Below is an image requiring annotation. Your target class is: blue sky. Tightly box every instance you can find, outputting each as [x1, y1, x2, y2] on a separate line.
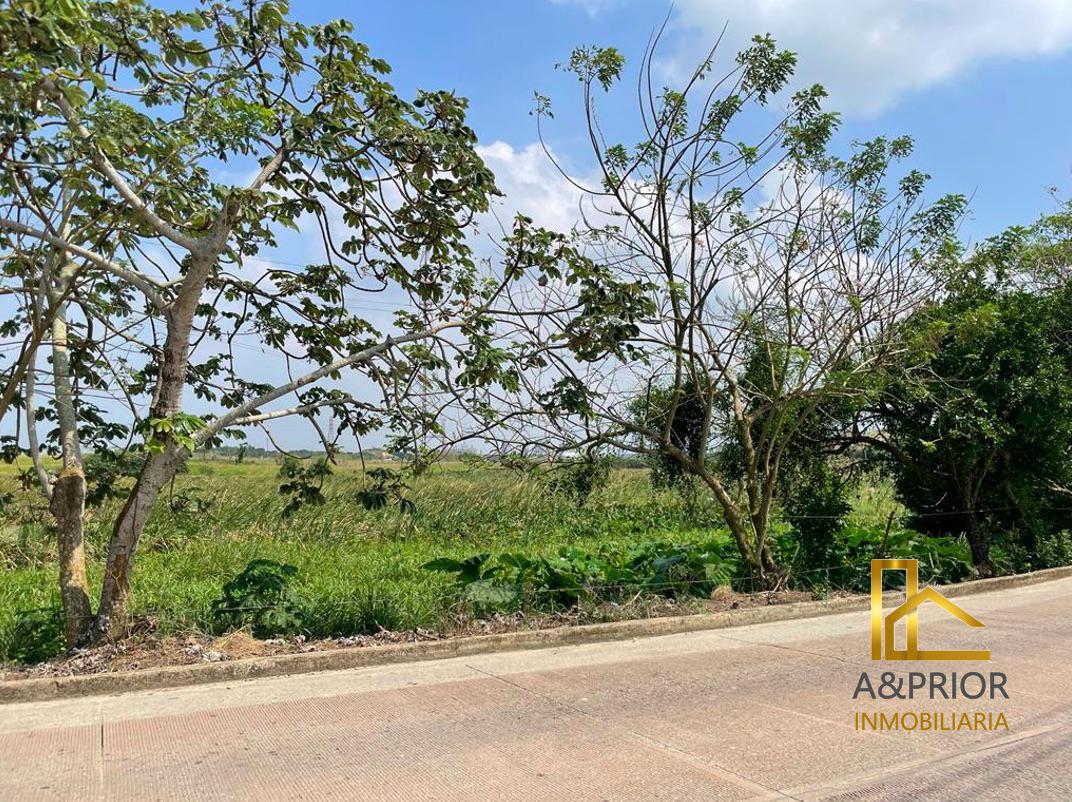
[230, 1, 1072, 449]
[290, 0, 1072, 244]
[14, 2, 1070, 454]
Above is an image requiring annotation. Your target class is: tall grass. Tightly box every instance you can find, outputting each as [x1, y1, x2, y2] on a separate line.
[1, 458, 752, 658]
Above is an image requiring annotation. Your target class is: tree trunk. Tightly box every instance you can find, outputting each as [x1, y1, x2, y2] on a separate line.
[49, 281, 93, 647]
[720, 503, 782, 590]
[758, 538, 780, 587]
[1001, 468, 1036, 554]
[754, 470, 782, 590]
[691, 456, 786, 589]
[717, 500, 764, 580]
[751, 517, 782, 591]
[91, 254, 212, 641]
[92, 449, 186, 637]
[965, 510, 993, 578]
[50, 468, 92, 647]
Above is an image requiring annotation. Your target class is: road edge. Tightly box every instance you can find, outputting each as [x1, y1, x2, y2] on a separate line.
[3, 564, 1070, 704]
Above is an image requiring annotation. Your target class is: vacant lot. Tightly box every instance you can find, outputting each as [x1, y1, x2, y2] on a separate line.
[1, 457, 936, 664]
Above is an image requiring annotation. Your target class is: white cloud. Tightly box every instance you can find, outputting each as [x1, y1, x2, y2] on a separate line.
[554, 0, 1072, 116]
[476, 141, 592, 235]
[547, 0, 618, 18]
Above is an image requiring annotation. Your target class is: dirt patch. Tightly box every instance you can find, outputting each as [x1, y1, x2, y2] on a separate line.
[707, 585, 817, 611]
[0, 588, 846, 682]
[0, 627, 445, 682]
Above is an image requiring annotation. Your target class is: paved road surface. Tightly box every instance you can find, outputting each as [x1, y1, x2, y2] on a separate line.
[2, 577, 1070, 801]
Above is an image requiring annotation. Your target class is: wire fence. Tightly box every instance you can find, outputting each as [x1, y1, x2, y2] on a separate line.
[783, 504, 1072, 519]
[210, 553, 965, 617]
[6, 493, 1061, 651]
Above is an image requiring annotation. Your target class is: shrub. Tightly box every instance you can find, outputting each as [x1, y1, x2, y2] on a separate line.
[784, 465, 853, 577]
[1035, 529, 1072, 570]
[277, 457, 332, 518]
[211, 559, 307, 637]
[999, 528, 1072, 573]
[83, 450, 145, 507]
[1, 607, 65, 664]
[543, 455, 612, 508]
[789, 524, 974, 591]
[424, 538, 740, 614]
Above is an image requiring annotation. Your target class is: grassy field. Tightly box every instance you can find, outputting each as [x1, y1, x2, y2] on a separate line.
[0, 457, 908, 662]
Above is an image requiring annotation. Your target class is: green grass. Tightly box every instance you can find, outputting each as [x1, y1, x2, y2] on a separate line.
[4, 458, 789, 659]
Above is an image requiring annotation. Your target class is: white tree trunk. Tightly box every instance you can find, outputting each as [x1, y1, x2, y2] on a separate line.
[49, 281, 92, 646]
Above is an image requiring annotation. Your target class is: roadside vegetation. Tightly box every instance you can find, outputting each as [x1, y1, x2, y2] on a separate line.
[0, 457, 1014, 664]
[2, 0, 1072, 670]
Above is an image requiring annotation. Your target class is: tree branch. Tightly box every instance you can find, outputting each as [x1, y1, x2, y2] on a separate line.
[43, 77, 202, 252]
[196, 321, 463, 444]
[0, 217, 170, 310]
[229, 396, 359, 426]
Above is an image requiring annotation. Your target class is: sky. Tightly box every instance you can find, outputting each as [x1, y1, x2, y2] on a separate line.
[238, 0, 1072, 449]
[209, 1, 1072, 450]
[304, 0, 1072, 244]
[11, 1, 1072, 454]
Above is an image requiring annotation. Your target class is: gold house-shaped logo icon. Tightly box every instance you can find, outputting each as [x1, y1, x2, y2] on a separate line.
[871, 559, 989, 661]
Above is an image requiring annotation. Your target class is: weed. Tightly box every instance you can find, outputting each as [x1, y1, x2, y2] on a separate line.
[425, 537, 740, 614]
[0, 458, 980, 663]
[211, 559, 307, 637]
[0, 607, 65, 664]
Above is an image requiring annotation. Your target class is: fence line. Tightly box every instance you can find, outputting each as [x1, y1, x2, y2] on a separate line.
[211, 553, 964, 614]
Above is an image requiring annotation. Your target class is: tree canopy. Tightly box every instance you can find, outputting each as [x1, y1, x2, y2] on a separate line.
[0, 0, 518, 642]
[860, 207, 1072, 573]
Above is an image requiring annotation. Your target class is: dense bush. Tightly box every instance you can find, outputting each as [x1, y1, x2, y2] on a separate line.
[784, 524, 974, 592]
[425, 537, 741, 614]
[211, 560, 307, 638]
[783, 464, 853, 577]
[868, 251, 1072, 573]
[993, 528, 1072, 575]
[426, 520, 977, 617]
[543, 456, 613, 508]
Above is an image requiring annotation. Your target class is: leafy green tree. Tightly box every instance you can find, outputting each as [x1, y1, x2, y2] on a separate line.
[723, 337, 858, 577]
[859, 209, 1072, 574]
[637, 338, 858, 579]
[0, 0, 520, 644]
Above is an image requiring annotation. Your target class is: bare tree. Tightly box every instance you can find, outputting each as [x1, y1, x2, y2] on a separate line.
[474, 29, 965, 587]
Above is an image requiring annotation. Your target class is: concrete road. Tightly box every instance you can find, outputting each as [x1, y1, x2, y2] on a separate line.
[2, 577, 1070, 801]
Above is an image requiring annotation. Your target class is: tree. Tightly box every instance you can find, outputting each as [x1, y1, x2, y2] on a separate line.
[858, 210, 1072, 574]
[715, 338, 858, 579]
[480, 29, 964, 587]
[0, 0, 511, 643]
